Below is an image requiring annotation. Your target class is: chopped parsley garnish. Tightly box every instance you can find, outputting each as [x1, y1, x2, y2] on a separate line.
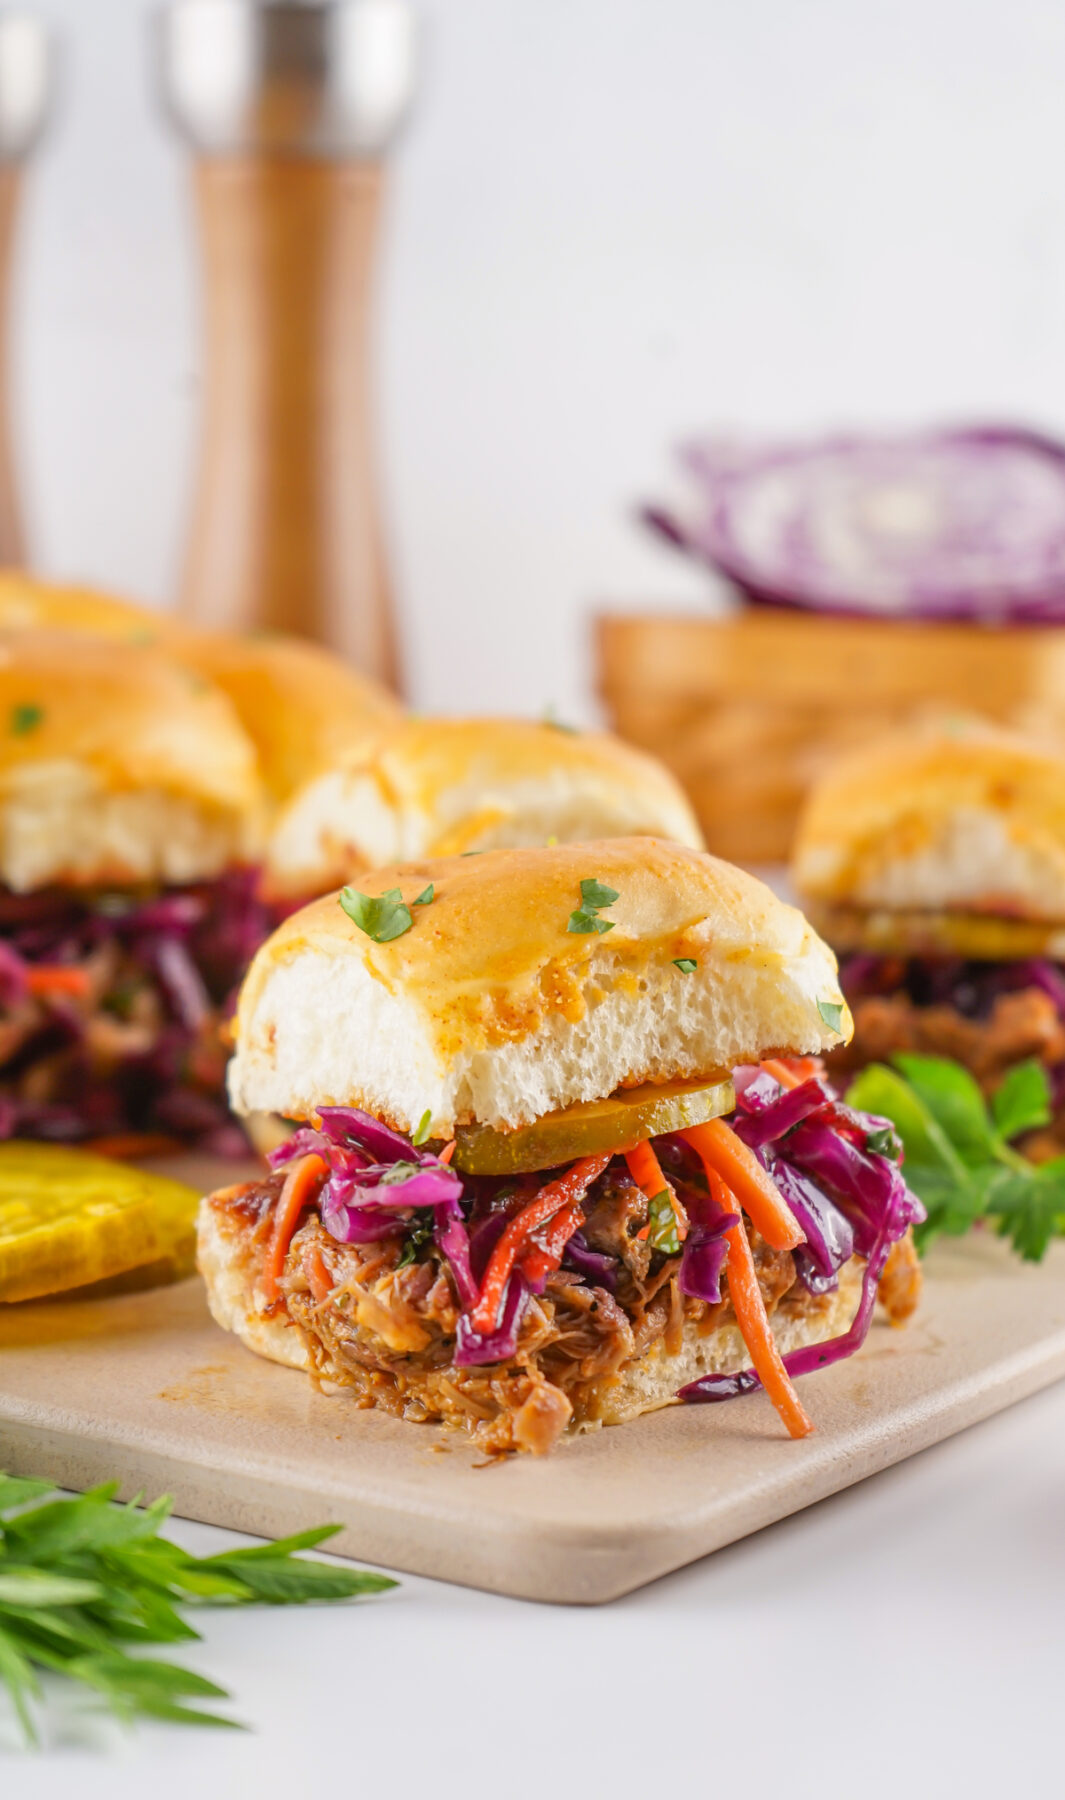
[817, 998, 845, 1033]
[411, 1109, 433, 1147]
[673, 958, 697, 974]
[412, 884, 434, 906]
[542, 705, 578, 734]
[645, 1189, 681, 1257]
[396, 1216, 435, 1270]
[848, 1053, 1064, 1261]
[567, 877, 620, 936]
[10, 702, 42, 736]
[376, 1160, 424, 1187]
[339, 886, 414, 943]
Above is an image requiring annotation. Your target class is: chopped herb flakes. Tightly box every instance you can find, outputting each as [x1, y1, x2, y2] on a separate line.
[673, 958, 697, 974]
[339, 886, 413, 943]
[10, 702, 42, 736]
[817, 998, 845, 1033]
[411, 1109, 433, 1147]
[567, 877, 620, 936]
[412, 884, 434, 906]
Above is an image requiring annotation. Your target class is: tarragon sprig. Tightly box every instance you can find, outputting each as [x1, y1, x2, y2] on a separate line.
[0, 1475, 395, 1743]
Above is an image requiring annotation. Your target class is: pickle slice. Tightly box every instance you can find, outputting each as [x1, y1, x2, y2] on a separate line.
[0, 1143, 200, 1303]
[453, 1074, 735, 1176]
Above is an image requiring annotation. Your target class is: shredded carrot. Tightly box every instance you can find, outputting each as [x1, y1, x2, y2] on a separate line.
[705, 1164, 813, 1439]
[261, 1153, 328, 1305]
[760, 1057, 805, 1091]
[83, 1132, 182, 1161]
[470, 1153, 611, 1333]
[681, 1118, 804, 1252]
[625, 1139, 688, 1243]
[26, 965, 91, 999]
[305, 1244, 334, 1303]
[519, 1198, 585, 1288]
[438, 1140, 456, 1165]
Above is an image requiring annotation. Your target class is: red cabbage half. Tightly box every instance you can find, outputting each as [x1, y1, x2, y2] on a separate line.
[644, 425, 1065, 622]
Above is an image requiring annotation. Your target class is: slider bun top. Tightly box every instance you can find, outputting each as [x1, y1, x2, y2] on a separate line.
[177, 631, 401, 807]
[0, 632, 263, 890]
[230, 837, 848, 1135]
[792, 718, 1065, 927]
[0, 571, 175, 644]
[265, 715, 704, 896]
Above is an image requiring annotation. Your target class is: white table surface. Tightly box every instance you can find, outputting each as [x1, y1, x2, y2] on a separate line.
[9, 1376, 1065, 1797]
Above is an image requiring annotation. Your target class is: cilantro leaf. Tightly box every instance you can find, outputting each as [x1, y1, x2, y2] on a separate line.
[817, 998, 844, 1033]
[567, 909, 615, 935]
[991, 1059, 1052, 1142]
[339, 886, 413, 944]
[673, 958, 698, 974]
[579, 878, 620, 911]
[411, 1109, 432, 1147]
[396, 1215, 435, 1270]
[893, 1053, 996, 1167]
[412, 884, 434, 906]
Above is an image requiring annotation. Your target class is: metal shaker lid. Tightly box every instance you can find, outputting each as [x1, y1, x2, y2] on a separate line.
[0, 11, 53, 160]
[156, 0, 417, 157]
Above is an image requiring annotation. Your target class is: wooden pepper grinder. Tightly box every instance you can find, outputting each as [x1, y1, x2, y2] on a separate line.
[157, 0, 416, 687]
[0, 12, 52, 566]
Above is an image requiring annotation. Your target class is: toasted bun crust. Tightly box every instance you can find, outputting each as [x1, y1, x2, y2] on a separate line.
[178, 631, 401, 808]
[196, 1200, 863, 1425]
[229, 838, 849, 1133]
[0, 632, 263, 889]
[0, 572, 176, 644]
[792, 719, 1065, 928]
[265, 715, 704, 896]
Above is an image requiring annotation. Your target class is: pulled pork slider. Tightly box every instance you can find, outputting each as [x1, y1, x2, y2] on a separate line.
[792, 719, 1065, 1143]
[265, 715, 704, 901]
[0, 632, 268, 1151]
[201, 838, 922, 1454]
[177, 630, 401, 812]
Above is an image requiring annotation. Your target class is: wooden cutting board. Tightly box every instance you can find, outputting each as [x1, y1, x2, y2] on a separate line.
[2, 1216, 1064, 1603]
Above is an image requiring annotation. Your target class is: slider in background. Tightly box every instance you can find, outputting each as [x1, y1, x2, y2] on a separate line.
[264, 714, 704, 903]
[0, 630, 267, 1152]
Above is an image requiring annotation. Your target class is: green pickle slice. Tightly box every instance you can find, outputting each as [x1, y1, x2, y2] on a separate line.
[452, 1074, 735, 1176]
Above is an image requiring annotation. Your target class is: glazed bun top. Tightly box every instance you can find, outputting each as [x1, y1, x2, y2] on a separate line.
[230, 837, 848, 1135]
[265, 714, 705, 897]
[177, 631, 401, 808]
[0, 632, 263, 890]
[0, 571, 174, 644]
[792, 718, 1065, 930]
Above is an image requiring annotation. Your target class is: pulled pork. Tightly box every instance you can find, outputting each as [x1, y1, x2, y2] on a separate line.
[207, 1166, 906, 1456]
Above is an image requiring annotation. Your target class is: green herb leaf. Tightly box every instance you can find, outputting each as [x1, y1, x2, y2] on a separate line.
[893, 1053, 996, 1167]
[411, 1109, 432, 1147]
[339, 886, 413, 944]
[579, 878, 620, 911]
[673, 958, 697, 975]
[396, 1215, 435, 1270]
[10, 702, 42, 736]
[412, 884, 434, 906]
[0, 1477, 395, 1743]
[817, 998, 845, 1033]
[991, 1059, 1052, 1142]
[542, 706, 578, 734]
[863, 1123, 902, 1161]
[644, 1190, 681, 1257]
[567, 909, 614, 935]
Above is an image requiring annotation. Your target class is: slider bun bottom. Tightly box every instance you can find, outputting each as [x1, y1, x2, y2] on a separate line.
[197, 1206, 863, 1432]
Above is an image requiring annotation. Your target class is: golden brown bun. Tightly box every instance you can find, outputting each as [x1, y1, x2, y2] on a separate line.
[230, 837, 849, 1133]
[265, 714, 705, 896]
[0, 631, 263, 889]
[196, 1198, 863, 1428]
[0, 571, 175, 644]
[792, 718, 1065, 934]
[177, 631, 401, 808]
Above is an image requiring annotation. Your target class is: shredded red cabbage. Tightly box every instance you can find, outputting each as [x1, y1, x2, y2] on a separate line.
[644, 425, 1065, 622]
[563, 1229, 619, 1292]
[841, 952, 1065, 1023]
[678, 1185, 738, 1305]
[453, 1272, 529, 1367]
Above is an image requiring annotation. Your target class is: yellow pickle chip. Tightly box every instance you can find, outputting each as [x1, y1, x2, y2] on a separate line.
[0, 1143, 200, 1303]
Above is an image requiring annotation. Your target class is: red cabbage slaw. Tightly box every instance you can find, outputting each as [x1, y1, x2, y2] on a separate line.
[0, 870, 269, 1150]
[270, 1073, 924, 1390]
[839, 952, 1065, 1021]
[643, 425, 1065, 622]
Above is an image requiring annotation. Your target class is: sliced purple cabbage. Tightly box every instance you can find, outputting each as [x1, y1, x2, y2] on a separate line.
[319, 1200, 405, 1246]
[645, 425, 1065, 623]
[453, 1272, 529, 1367]
[434, 1198, 479, 1310]
[841, 952, 1065, 1025]
[678, 1187, 738, 1305]
[562, 1230, 618, 1292]
[770, 1158, 854, 1292]
[315, 1106, 416, 1164]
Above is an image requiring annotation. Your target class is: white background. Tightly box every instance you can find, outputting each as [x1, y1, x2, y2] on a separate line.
[16, 0, 1065, 720]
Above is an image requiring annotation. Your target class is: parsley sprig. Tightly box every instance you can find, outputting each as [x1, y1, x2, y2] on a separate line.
[847, 1053, 1065, 1261]
[340, 882, 433, 944]
[567, 877, 619, 936]
[0, 1476, 394, 1743]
